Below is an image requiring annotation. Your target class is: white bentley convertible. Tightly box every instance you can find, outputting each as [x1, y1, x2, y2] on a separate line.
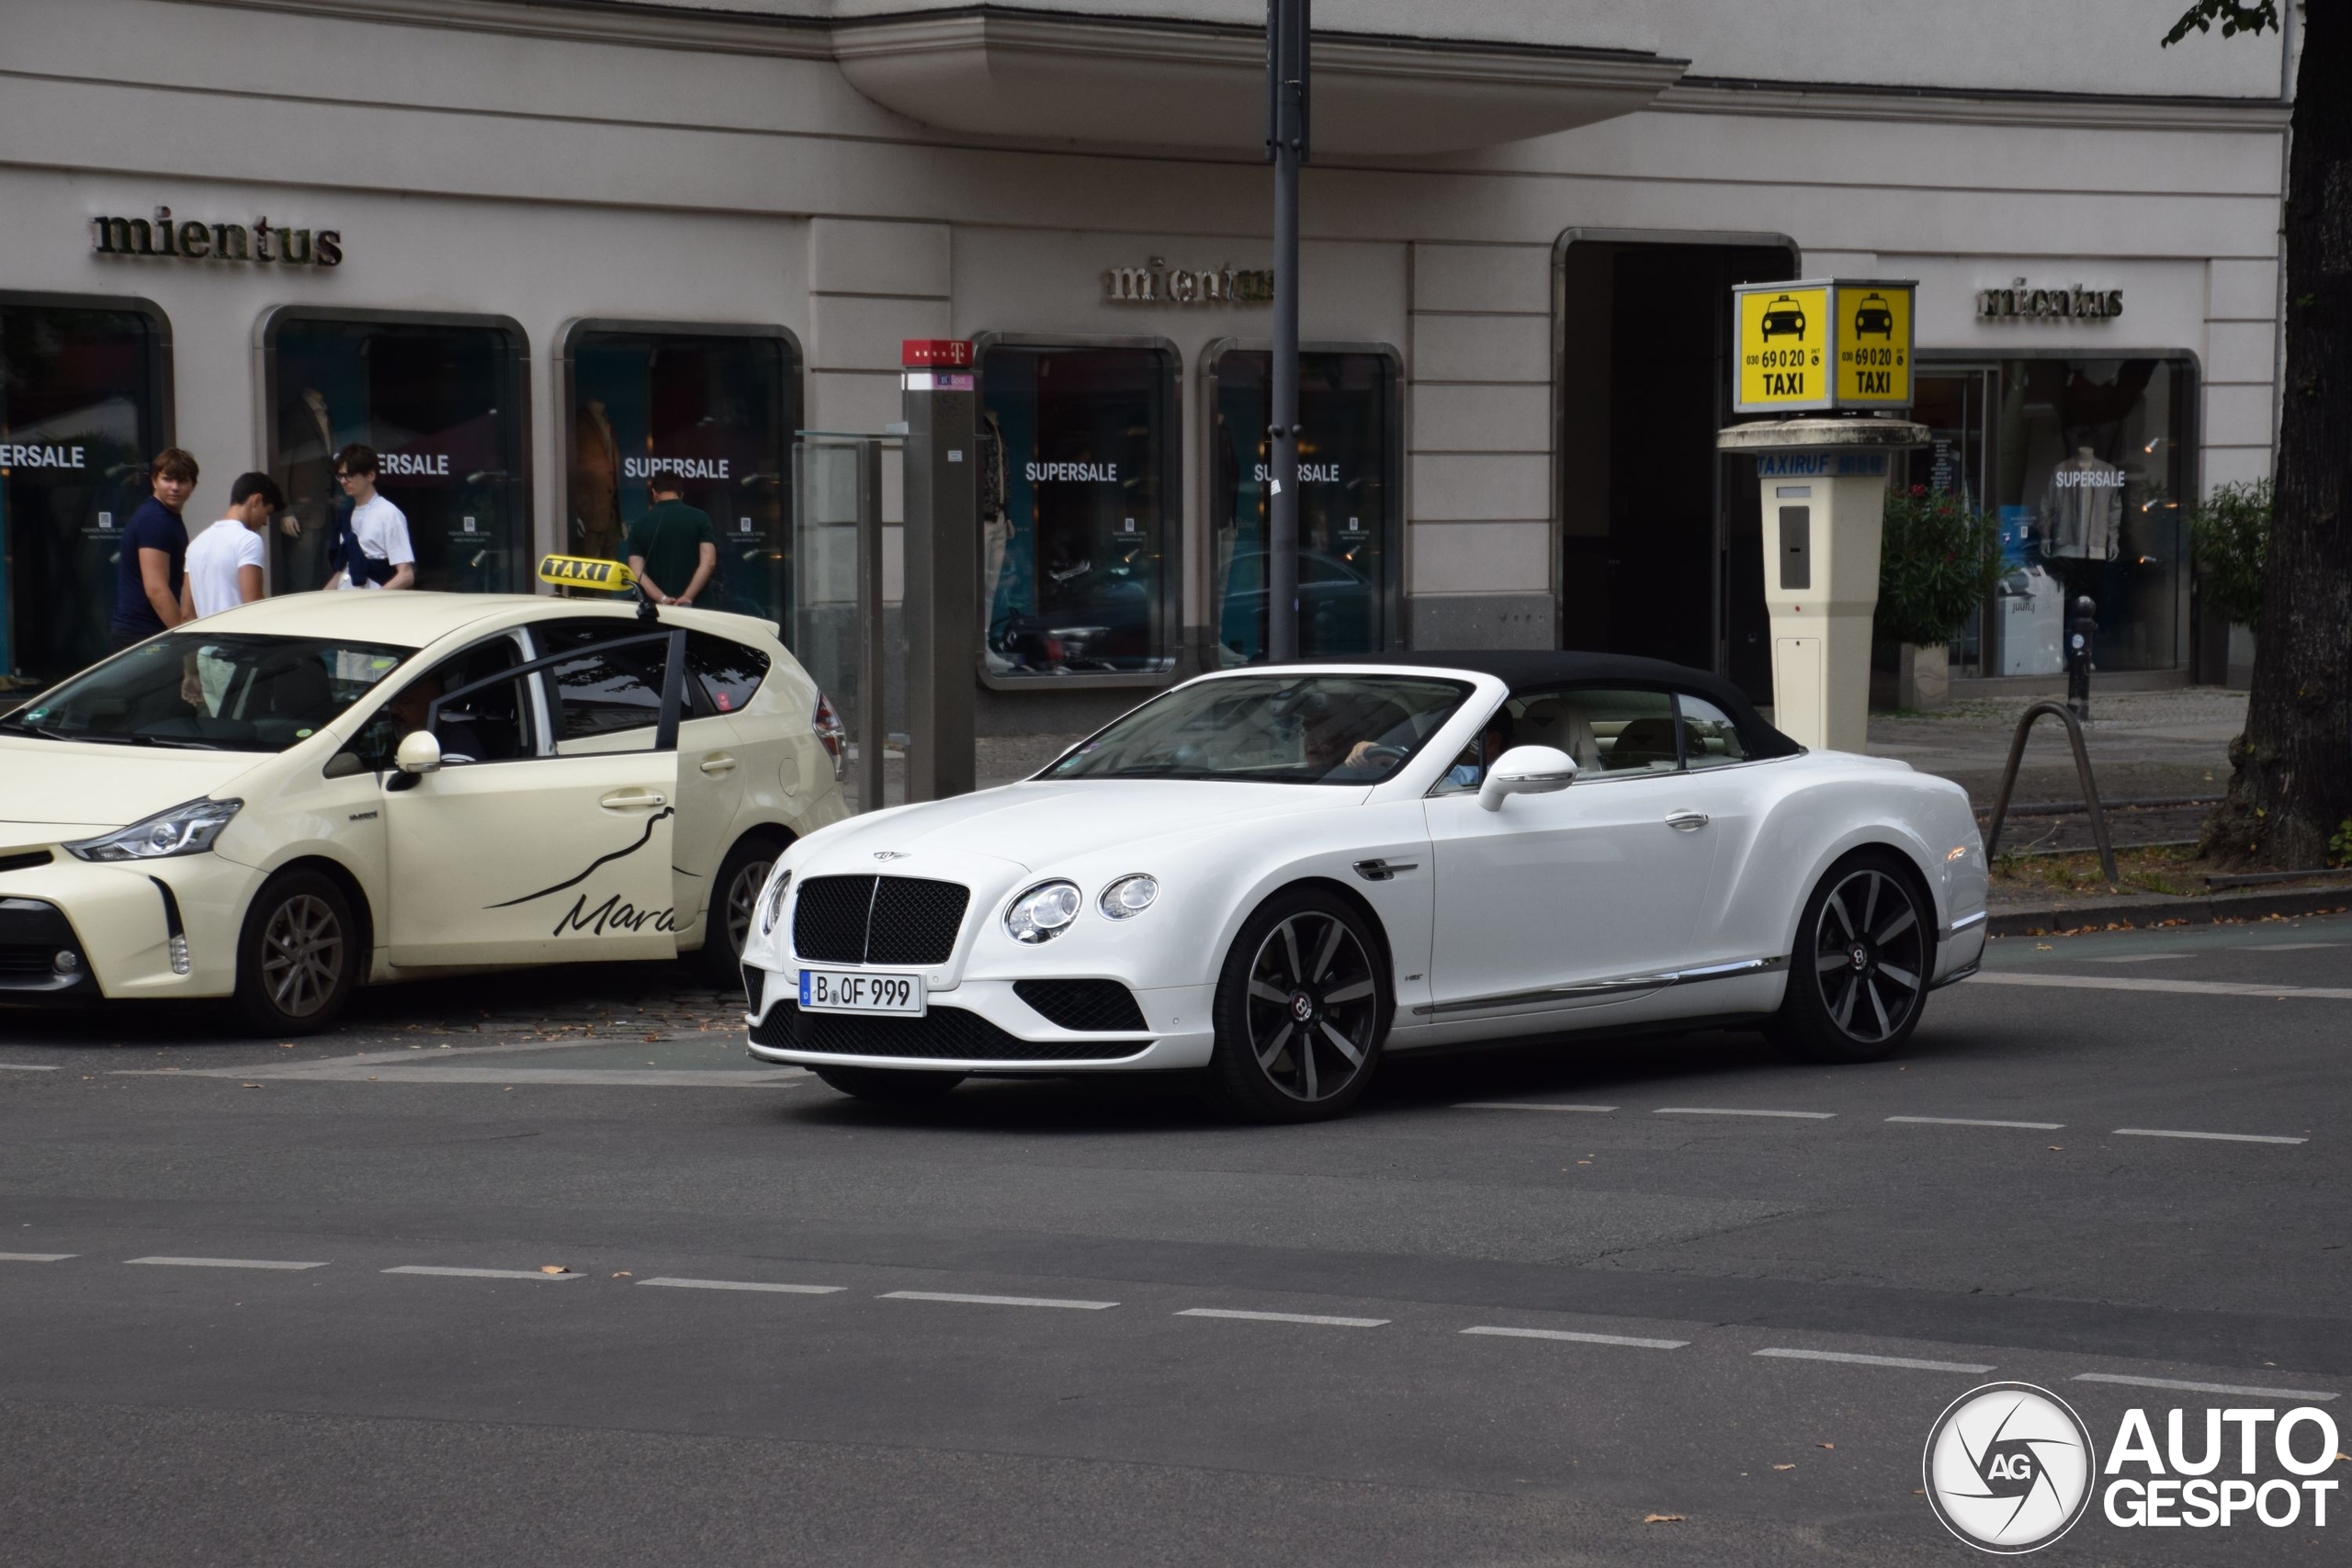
[741, 653, 1989, 1122]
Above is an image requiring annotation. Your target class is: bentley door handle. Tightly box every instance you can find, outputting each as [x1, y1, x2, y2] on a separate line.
[598, 788, 668, 810]
[1664, 810, 1710, 831]
[699, 754, 739, 775]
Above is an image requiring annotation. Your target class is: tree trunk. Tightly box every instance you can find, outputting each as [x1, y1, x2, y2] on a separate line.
[2204, 6, 2352, 868]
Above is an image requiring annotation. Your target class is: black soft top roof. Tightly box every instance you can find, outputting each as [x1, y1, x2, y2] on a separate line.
[1284, 649, 1804, 759]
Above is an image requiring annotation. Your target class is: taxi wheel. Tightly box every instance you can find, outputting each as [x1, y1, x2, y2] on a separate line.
[232, 870, 359, 1036]
[694, 831, 786, 985]
[812, 1066, 965, 1104]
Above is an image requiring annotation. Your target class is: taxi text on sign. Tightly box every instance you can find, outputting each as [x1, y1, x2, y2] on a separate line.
[1733, 279, 1915, 414]
[537, 554, 639, 592]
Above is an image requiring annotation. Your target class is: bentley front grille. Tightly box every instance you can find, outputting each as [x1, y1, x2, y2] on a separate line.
[790, 874, 971, 967]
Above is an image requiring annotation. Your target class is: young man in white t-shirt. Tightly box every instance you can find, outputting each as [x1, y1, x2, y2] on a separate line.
[327, 443, 416, 590]
[185, 472, 283, 617]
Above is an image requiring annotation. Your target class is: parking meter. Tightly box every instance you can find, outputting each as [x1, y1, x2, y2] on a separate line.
[901, 339, 979, 801]
[2066, 594, 2096, 719]
[1716, 418, 1927, 753]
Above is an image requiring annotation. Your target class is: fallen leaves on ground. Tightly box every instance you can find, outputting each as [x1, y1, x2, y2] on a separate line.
[538, 1265, 570, 1275]
[1642, 1514, 1685, 1524]
[1818, 1442, 1835, 1450]
[1772, 1463, 1796, 1472]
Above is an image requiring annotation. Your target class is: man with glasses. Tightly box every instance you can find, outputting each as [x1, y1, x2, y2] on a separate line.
[325, 444, 414, 591]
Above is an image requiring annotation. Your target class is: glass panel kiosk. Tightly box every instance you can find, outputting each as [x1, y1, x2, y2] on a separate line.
[563, 323, 800, 624]
[976, 337, 1179, 682]
[0, 294, 172, 688]
[264, 310, 528, 595]
[1206, 344, 1401, 664]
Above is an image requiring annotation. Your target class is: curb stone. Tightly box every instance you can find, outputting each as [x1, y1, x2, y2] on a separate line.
[1985, 887, 2352, 938]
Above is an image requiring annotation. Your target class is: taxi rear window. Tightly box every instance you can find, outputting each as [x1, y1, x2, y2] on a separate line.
[688, 633, 769, 716]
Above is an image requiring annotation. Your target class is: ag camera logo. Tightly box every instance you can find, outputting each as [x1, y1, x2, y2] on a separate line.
[1923, 1382, 2097, 1553]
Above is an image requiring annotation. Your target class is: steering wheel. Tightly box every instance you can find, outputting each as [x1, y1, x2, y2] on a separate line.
[1355, 743, 1410, 773]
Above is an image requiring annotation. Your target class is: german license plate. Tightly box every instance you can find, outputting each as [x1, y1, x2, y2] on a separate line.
[797, 968, 925, 1016]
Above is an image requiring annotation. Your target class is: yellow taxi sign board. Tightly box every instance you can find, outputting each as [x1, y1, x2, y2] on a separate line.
[1835, 285, 1911, 406]
[1733, 278, 1915, 415]
[538, 554, 637, 592]
[1736, 286, 1829, 412]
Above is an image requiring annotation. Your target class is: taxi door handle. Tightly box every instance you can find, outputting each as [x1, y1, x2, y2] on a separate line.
[699, 753, 739, 776]
[1665, 810, 1709, 831]
[599, 788, 668, 811]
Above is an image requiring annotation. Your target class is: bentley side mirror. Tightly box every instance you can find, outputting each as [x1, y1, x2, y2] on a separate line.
[1478, 745, 1577, 812]
[394, 731, 444, 776]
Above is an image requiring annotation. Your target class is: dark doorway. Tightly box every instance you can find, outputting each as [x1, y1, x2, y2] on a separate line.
[1556, 237, 1794, 699]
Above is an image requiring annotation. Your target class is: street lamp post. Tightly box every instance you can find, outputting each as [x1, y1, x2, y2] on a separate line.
[1265, 0, 1309, 662]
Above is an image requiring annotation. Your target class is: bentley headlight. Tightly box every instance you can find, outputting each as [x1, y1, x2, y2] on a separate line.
[1005, 880, 1082, 944]
[65, 798, 243, 863]
[759, 869, 794, 936]
[1099, 874, 1159, 919]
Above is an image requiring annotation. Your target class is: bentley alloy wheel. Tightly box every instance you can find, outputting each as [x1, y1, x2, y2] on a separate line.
[1210, 890, 1388, 1122]
[1773, 851, 1931, 1064]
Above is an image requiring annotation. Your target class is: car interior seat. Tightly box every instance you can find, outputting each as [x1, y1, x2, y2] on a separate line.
[1606, 715, 1680, 771]
[1513, 695, 1600, 771]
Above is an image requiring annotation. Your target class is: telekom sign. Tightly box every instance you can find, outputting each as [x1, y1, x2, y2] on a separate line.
[901, 339, 972, 369]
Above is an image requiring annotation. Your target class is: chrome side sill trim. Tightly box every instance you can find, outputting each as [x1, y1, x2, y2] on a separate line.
[1943, 908, 1989, 936]
[1413, 953, 1787, 1018]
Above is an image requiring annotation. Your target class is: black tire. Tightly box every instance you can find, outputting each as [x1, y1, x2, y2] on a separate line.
[1770, 850, 1934, 1065]
[1206, 887, 1389, 1123]
[812, 1066, 964, 1103]
[694, 830, 788, 985]
[232, 869, 360, 1036]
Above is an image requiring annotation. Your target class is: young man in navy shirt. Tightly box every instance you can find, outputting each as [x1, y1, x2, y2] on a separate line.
[110, 447, 200, 650]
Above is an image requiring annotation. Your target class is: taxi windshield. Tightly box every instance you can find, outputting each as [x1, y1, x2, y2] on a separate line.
[0, 633, 417, 752]
[1042, 673, 1470, 784]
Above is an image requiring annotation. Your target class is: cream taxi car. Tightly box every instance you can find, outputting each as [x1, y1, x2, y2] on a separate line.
[0, 563, 848, 1033]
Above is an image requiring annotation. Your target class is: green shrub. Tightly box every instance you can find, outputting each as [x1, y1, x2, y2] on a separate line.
[1876, 485, 2004, 648]
[2188, 479, 2271, 630]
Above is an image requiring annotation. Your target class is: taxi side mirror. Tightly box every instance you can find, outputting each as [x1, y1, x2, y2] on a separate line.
[1478, 745, 1577, 813]
[394, 731, 443, 776]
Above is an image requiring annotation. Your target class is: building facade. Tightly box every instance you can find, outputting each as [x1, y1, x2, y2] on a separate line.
[0, 0, 2291, 727]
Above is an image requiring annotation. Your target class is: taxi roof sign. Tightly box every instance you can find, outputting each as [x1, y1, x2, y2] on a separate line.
[1733, 277, 1915, 415]
[537, 554, 638, 592]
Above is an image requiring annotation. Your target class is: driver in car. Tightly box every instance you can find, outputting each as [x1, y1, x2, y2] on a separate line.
[384, 674, 490, 765]
[1439, 708, 1514, 790]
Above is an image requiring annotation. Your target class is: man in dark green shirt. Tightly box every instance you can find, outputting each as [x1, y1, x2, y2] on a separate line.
[624, 481, 718, 606]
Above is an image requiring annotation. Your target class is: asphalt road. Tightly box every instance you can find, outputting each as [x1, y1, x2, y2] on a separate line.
[2, 916, 2346, 1565]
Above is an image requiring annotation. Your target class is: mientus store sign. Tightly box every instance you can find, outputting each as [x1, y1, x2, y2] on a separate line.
[1103, 257, 1274, 306]
[91, 207, 344, 267]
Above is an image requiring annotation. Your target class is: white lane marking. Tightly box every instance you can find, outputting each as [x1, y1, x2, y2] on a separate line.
[124, 1256, 329, 1271]
[0, 1252, 76, 1262]
[117, 1066, 806, 1089]
[1462, 1325, 1686, 1349]
[1972, 972, 2352, 1000]
[0, 1063, 60, 1071]
[2246, 942, 2344, 952]
[1756, 1347, 1996, 1373]
[1888, 1116, 2067, 1130]
[2083, 954, 2182, 964]
[1655, 1107, 1836, 1120]
[383, 1265, 583, 1280]
[881, 1291, 1116, 1311]
[1177, 1308, 1388, 1328]
[2113, 1127, 2306, 1145]
[638, 1277, 844, 1295]
[1453, 1102, 1619, 1114]
[2075, 1372, 2337, 1402]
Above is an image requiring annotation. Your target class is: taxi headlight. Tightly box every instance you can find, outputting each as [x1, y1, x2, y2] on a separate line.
[64, 797, 243, 863]
[759, 869, 794, 937]
[1098, 874, 1159, 920]
[1004, 880, 1082, 944]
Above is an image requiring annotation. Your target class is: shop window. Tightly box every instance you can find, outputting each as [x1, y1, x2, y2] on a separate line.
[1208, 345, 1400, 663]
[264, 310, 528, 596]
[0, 295, 171, 687]
[564, 324, 798, 626]
[978, 339, 1178, 681]
[1915, 357, 2193, 676]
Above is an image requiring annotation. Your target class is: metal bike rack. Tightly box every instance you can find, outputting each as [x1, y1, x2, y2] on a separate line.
[1983, 700, 2118, 889]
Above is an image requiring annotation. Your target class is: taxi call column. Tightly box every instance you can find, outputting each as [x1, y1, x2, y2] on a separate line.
[901, 338, 978, 801]
[1718, 422, 1925, 752]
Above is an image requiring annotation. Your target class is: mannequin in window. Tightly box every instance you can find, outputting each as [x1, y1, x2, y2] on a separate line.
[276, 386, 337, 590]
[574, 398, 621, 562]
[978, 411, 1014, 671]
[2041, 443, 2124, 564]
